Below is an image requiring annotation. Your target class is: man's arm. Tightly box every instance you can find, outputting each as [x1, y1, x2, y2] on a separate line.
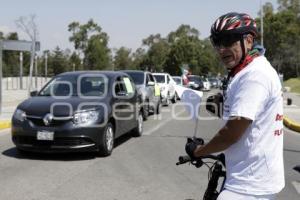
[193, 117, 252, 157]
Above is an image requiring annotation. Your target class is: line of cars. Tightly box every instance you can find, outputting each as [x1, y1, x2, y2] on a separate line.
[11, 69, 219, 157]
[11, 70, 179, 157]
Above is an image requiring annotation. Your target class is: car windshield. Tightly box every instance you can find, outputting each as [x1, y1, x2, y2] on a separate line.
[39, 75, 107, 97]
[153, 75, 165, 83]
[188, 76, 201, 82]
[124, 72, 144, 85]
[173, 77, 182, 85]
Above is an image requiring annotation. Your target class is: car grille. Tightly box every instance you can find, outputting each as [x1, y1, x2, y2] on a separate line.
[26, 116, 71, 127]
[14, 136, 94, 147]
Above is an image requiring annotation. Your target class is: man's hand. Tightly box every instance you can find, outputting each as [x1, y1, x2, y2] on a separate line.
[185, 137, 204, 159]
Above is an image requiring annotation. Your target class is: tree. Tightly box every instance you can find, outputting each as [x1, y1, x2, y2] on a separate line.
[256, 1, 300, 79]
[68, 19, 111, 70]
[113, 47, 133, 70]
[3, 32, 19, 77]
[15, 15, 38, 94]
[48, 47, 70, 75]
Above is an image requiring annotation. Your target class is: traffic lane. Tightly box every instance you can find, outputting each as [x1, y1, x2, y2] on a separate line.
[278, 128, 300, 200]
[0, 102, 298, 199]
[0, 104, 210, 200]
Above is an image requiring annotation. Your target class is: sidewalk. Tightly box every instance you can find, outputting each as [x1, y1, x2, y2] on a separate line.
[283, 92, 300, 132]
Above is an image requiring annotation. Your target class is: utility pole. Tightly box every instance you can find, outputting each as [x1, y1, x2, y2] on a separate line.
[44, 51, 48, 82]
[19, 52, 23, 89]
[35, 54, 38, 89]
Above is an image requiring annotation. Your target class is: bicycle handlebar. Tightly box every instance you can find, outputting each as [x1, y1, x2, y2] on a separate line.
[176, 153, 225, 166]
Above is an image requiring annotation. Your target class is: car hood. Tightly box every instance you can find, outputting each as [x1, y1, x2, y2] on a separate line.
[18, 96, 109, 117]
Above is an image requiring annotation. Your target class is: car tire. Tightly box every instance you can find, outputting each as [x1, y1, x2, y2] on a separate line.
[142, 100, 149, 121]
[172, 93, 177, 103]
[98, 122, 114, 156]
[132, 111, 143, 137]
[155, 102, 161, 115]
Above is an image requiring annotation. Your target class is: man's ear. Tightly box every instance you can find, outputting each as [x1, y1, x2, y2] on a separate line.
[245, 34, 254, 50]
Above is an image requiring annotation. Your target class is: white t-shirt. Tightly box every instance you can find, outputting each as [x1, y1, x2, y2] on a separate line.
[222, 56, 285, 195]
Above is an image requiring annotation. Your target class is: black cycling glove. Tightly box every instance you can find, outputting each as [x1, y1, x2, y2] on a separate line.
[185, 137, 204, 159]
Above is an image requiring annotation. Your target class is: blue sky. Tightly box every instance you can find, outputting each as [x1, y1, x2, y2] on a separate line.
[0, 0, 278, 53]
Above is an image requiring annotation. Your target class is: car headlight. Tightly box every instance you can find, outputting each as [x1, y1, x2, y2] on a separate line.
[14, 109, 26, 122]
[73, 110, 99, 125]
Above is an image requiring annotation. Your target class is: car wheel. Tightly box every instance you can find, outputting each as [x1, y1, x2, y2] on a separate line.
[132, 112, 143, 137]
[98, 122, 114, 156]
[155, 102, 161, 114]
[142, 100, 149, 121]
[172, 93, 177, 103]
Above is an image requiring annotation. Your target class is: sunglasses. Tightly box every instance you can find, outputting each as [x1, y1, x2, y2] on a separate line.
[211, 34, 243, 48]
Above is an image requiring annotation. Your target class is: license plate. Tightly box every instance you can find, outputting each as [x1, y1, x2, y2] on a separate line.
[37, 131, 54, 141]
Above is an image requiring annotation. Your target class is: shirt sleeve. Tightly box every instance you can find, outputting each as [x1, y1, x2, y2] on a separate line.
[229, 75, 269, 121]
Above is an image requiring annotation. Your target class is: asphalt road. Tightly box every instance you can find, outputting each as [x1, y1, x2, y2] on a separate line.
[0, 92, 299, 200]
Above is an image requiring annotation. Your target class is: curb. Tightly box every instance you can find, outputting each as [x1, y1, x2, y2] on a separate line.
[283, 116, 300, 133]
[0, 120, 11, 130]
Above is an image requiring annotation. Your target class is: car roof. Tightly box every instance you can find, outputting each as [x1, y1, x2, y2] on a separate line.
[121, 70, 150, 74]
[152, 72, 168, 75]
[58, 71, 129, 78]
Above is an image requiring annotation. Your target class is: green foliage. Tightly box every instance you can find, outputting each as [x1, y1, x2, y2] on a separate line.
[256, 0, 300, 79]
[47, 47, 70, 75]
[113, 47, 133, 70]
[3, 32, 19, 77]
[68, 19, 111, 70]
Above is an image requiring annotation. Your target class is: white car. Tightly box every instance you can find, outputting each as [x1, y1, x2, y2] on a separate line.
[172, 76, 185, 100]
[201, 77, 211, 91]
[153, 73, 177, 105]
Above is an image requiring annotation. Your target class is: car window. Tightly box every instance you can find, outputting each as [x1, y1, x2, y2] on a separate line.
[124, 72, 144, 85]
[39, 75, 76, 96]
[115, 76, 134, 96]
[123, 77, 134, 94]
[80, 76, 106, 96]
[153, 75, 165, 83]
[148, 74, 155, 82]
[173, 77, 182, 85]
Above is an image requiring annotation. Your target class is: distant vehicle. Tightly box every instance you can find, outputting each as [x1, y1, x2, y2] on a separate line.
[122, 70, 161, 120]
[187, 75, 204, 91]
[208, 78, 219, 88]
[11, 71, 143, 156]
[172, 76, 186, 100]
[172, 76, 183, 86]
[201, 77, 211, 91]
[153, 73, 177, 105]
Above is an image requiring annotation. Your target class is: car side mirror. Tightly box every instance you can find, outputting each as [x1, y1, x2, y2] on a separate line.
[147, 81, 155, 86]
[30, 90, 38, 97]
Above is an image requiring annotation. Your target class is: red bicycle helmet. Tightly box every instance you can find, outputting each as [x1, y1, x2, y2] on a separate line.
[210, 12, 258, 40]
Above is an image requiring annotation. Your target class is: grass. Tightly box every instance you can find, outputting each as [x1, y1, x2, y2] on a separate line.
[284, 78, 300, 94]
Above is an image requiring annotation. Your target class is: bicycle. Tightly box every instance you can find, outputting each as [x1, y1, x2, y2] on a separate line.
[176, 138, 226, 200]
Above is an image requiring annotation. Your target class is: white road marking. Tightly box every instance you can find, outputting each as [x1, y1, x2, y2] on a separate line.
[143, 109, 186, 136]
[292, 181, 300, 194]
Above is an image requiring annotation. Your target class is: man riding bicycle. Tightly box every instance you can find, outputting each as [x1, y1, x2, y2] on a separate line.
[185, 12, 285, 199]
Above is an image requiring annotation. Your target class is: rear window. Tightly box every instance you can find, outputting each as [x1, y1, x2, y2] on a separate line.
[153, 75, 165, 83]
[124, 72, 144, 85]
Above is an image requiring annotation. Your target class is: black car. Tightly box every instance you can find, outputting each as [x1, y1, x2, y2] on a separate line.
[121, 70, 161, 120]
[11, 71, 143, 156]
[187, 75, 204, 91]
